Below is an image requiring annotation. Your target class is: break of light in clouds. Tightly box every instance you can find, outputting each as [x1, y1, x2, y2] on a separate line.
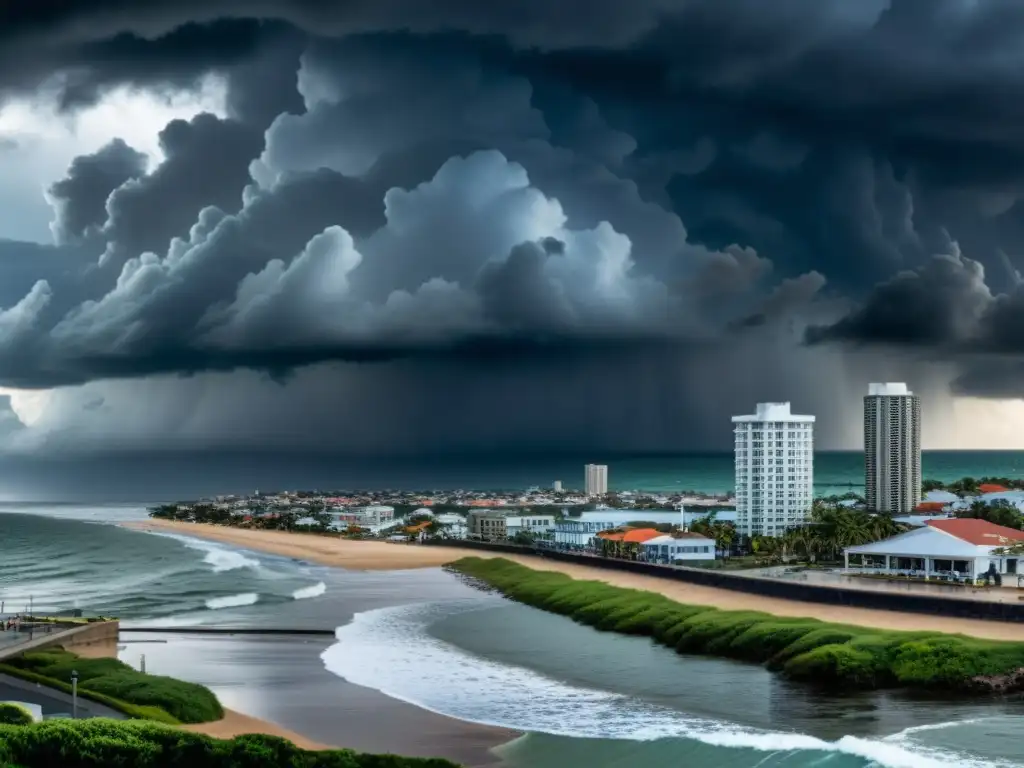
[0, 0, 1022, 474]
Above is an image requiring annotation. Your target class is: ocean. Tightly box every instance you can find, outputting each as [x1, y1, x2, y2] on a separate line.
[3, 488, 1024, 767]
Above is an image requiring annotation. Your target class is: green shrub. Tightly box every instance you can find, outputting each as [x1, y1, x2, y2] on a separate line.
[448, 557, 1024, 693]
[0, 719, 461, 768]
[0, 704, 33, 726]
[2, 647, 222, 723]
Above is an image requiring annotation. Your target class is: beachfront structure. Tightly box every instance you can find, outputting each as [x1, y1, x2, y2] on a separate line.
[353, 505, 395, 526]
[552, 519, 623, 549]
[640, 532, 716, 564]
[732, 402, 815, 538]
[505, 515, 556, 539]
[585, 464, 608, 496]
[843, 518, 1024, 582]
[468, 510, 510, 539]
[864, 382, 921, 514]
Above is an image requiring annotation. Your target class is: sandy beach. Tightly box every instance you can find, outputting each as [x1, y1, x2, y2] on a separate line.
[125, 519, 458, 569]
[126, 519, 1024, 641]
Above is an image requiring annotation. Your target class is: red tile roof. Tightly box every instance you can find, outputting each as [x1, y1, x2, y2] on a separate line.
[914, 502, 947, 512]
[927, 518, 1024, 546]
[979, 484, 1010, 494]
[621, 528, 663, 543]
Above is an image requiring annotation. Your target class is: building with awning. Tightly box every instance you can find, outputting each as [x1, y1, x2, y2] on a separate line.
[843, 519, 1024, 581]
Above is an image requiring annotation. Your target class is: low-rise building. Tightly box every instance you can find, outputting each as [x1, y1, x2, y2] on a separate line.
[505, 515, 556, 539]
[354, 505, 395, 526]
[468, 510, 510, 539]
[640, 533, 716, 563]
[843, 518, 1024, 582]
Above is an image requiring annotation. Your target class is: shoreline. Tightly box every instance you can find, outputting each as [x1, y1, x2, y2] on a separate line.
[127, 519, 1024, 640]
[123, 519, 459, 570]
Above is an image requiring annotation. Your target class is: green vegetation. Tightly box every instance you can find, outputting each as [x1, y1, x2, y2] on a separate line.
[0, 719, 461, 768]
[449, 557, 1024, 693]
[0, 705, 32, 726]
[1, 648, 222, 724]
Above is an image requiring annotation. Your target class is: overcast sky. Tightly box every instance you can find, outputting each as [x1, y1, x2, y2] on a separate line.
[1, 0, 1024, 488]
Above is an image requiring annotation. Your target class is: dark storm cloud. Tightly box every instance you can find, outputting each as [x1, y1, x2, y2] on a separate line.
[4, 0, 1024, 460]
[46, 138, 147, 245]
[98, 112, 265, 267]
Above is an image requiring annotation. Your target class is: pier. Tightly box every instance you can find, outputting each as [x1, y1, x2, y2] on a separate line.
[119, 627, 336, 636]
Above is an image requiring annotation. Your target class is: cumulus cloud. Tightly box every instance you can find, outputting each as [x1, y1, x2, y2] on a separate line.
[3, 0, 1024, 461]
[46, 138, 147, 244]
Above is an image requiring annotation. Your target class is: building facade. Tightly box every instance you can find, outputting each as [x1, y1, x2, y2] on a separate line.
[585, 464, 608, 496]
[864, 382, 921, 514]
[733, 402, 815, 538]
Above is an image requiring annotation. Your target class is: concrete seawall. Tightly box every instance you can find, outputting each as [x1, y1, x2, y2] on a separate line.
[0, 620, 120, 662]
[428, 541, 1024, 623]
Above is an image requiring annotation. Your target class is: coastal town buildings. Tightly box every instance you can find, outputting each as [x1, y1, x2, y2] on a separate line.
[585, 464, 608, 496]
[640, 532, 716, 563]
[864, 382, 921, 514]
[733, 402, 815, 538]
[843, 518, 1024, 581]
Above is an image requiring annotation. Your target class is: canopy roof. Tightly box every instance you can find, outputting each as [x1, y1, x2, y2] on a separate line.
[845, 526, 988, 558]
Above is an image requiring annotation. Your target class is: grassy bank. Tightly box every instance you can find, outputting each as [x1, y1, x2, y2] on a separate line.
[449, 557, 1024, 693]
[0, 647, 222, 723]
[0, 719, 461, 767]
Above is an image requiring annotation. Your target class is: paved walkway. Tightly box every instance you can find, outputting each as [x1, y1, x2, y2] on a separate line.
[0, 673, 125, 719]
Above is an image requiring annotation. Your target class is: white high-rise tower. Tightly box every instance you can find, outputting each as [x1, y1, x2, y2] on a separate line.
[584, 464, 608, 496]
[864, 383, 921, 514]
[733, 402, 815, 538]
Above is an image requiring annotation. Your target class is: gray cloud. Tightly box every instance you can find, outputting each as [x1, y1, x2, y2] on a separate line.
[2, 1, 1024, 459]
[46, 138, 147, 244]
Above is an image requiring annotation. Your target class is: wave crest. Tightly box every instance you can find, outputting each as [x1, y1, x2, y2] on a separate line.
[205, 593, 259, 609]
[292, 582, 326, 600]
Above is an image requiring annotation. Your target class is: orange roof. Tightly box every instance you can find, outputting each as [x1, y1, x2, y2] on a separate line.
[979, 484, 1010, 494]
[596, 530, 625, 541]
[621, 528, 662, 543]
[928, 518, 1024, 546]
[914, 502, 946, 512]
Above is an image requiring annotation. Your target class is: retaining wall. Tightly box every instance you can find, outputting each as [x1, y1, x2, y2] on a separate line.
[0, 621, 120, 662]
[428, 540, 1024, 623]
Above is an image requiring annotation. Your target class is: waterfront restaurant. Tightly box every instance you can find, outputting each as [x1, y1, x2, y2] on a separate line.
[843, 519, 1024, 582]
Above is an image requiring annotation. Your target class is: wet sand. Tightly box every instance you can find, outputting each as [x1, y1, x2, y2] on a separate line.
[125, 520, 1024, 641]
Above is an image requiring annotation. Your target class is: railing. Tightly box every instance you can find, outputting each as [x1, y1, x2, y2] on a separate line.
[844, 567, 973, 582]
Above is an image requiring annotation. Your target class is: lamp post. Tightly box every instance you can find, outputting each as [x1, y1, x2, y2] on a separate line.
[71, 670, 78, 719]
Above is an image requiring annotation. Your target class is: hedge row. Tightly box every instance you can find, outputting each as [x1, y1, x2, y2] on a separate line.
[448, 557, 1024, 692]
[0, 705, 32, 726]
[0, 719, 461, 768]
[2, 647, 222, 723]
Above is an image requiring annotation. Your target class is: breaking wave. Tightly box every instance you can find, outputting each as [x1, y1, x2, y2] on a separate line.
[205, 593, 260, 610]
[322, 602, 1014, 768]
[292, 582, 326, 600]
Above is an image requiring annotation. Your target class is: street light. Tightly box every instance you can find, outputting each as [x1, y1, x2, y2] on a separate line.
[71, 670, 78, 719]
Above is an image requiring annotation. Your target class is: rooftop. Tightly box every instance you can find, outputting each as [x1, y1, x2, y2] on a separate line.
[927, 518, 1024, 546]
[867, 382, 911, 396]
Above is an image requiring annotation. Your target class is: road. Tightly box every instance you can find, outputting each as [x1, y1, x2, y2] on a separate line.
[0, 673, 125, 719]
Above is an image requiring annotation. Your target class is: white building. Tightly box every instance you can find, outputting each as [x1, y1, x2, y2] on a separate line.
[354, 505, 395, 526]
[844, 518, 1024, 581]
[640, 533, 716, 563]
[585, 464, 608, 496]
[505, 515, 557, 539]
[553, 480, 563, 492]
[733, 402, 815, 538]
[864, 383, 921, 514]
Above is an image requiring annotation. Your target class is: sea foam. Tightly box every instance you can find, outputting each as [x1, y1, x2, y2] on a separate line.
[322, 602, 1013, 768]
[205, 593, 259, 610]
[292, 582, 326, 600]
[151, 532, 262, 573]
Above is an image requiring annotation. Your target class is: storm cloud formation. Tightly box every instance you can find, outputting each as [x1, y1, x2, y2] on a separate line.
[1, 0, 1024, 460]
